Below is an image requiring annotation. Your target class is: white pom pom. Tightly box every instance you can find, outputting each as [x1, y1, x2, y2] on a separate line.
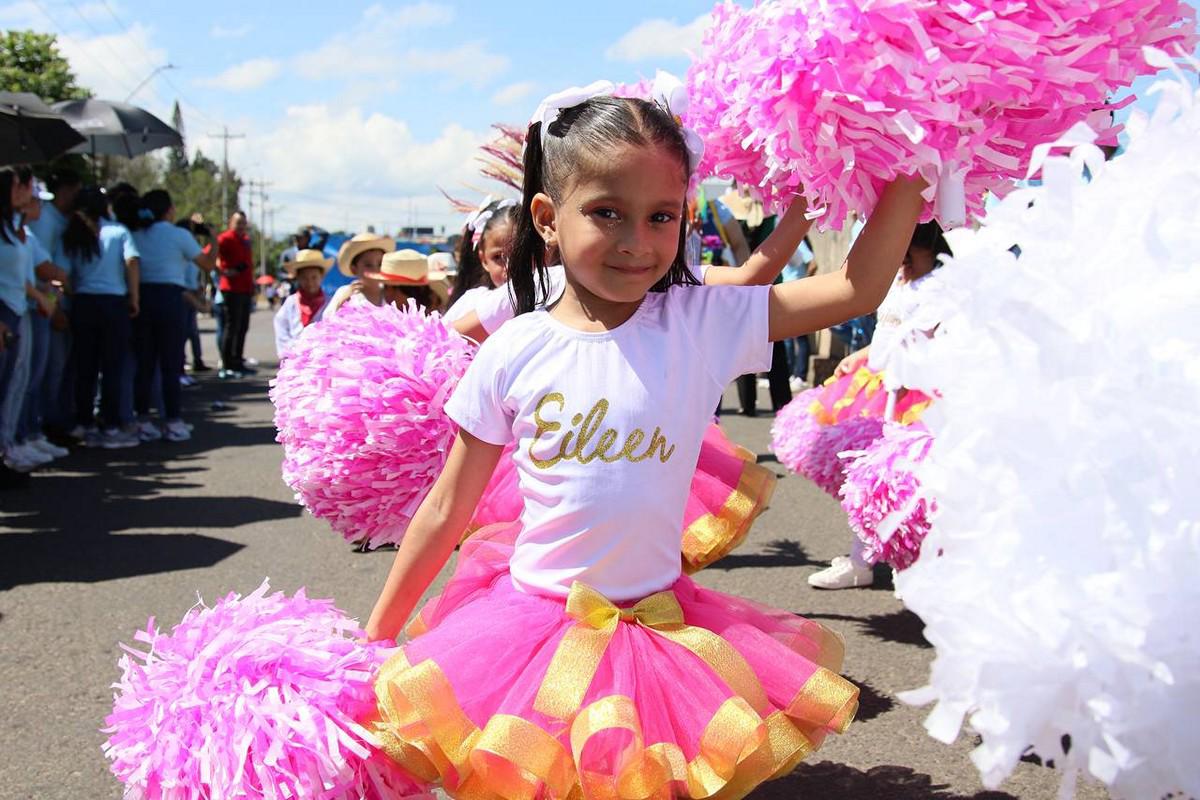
[895, 67, 1200, 800]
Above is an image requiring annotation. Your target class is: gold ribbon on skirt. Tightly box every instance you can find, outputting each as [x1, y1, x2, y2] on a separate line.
[533, 582, 769, 721]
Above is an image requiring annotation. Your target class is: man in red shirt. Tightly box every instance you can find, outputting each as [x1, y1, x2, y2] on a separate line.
[216, 211, 255, 377]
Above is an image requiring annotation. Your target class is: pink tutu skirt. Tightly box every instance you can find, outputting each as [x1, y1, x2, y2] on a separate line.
[368, 524, 857, 800]
[469, 424, 777, 574]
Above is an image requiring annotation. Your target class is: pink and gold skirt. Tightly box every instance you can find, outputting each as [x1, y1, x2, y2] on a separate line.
[368, 524, 857, 800]
[469, 424, 777, 574]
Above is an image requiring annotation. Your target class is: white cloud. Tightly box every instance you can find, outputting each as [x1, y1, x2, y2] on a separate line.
[491, 80, 536, 107]
[55, 23, 171, 106]
[238, 105, 489, 235]
[605, 14, 709, 62]
[210, 23, 252, 39]
[402, 41, 509, 89]
[296, 2, 456, 80]
[196, 58, 283, 92]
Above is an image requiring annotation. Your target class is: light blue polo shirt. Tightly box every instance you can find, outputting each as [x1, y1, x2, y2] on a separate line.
[0, 221, 32, 316]
[28, 203, 68, 266]
[69, 220, 139, 296]
[132, 221, 202, 287]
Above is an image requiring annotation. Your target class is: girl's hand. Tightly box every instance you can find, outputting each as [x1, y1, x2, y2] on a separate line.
[128, 295, 140, 318]
[835, 352, 866, 377]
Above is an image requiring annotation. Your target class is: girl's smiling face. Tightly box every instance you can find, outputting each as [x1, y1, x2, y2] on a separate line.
[479, 220, 512, 286]
[533, 142, 687, 307]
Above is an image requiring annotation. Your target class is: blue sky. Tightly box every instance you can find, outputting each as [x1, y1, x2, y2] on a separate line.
[3, 0, 1197, 235]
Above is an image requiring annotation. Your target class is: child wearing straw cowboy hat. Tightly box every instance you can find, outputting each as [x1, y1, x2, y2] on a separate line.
[362, 249, 449, 314]
[324, 233, 397, 317]
[273, 249, 332, 359]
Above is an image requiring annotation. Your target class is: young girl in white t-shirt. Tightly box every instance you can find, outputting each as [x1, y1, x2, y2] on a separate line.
[442, 198, 517, 325]
[365, 88, 925, 799]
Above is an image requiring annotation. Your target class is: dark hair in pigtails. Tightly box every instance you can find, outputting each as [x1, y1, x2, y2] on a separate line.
[507, 96, 699, 315]
[0, 166, 33, 245]
[507, 121, 553, 315]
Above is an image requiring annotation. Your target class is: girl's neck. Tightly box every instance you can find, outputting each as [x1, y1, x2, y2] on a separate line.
[550, 273, 644, 332]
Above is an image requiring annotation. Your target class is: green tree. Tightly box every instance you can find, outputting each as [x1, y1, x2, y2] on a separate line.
[164, 149, 244, 231]
[0, 31, 90, 102]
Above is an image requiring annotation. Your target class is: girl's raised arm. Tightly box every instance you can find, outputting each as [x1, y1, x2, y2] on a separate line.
[703, 199, 814, 287]
[364, 430, 504, 641]
[768, 176, 926, 342]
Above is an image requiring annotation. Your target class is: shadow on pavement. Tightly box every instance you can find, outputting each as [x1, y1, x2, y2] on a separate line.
[805, 609, 932, 649]
[0, 532, 244, 590]
[0, 371, 295, 590]
[847, 676, 895, 723]
[755, 762, 1019, 799]
[709, 539, 820, 570]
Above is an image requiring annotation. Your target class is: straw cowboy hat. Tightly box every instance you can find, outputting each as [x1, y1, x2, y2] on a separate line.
[336, 233, 396, 277]
[283, 249, 333, 278]
[364, 249, 450, 304]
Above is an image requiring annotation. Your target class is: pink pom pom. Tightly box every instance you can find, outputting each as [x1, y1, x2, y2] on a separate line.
[687, 0, 1198, 228]
[772, 390, 885, 496]
[840, 423, 935, 570]
[103, 581, 429, 800]
[270, 302, 476, 548]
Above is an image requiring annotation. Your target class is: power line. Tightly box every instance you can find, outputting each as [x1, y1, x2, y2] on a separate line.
[28, 0, 136, 98]
[207, 127, 245, 221]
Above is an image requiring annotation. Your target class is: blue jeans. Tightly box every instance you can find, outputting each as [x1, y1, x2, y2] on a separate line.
[16, 312, 50, 440]
[134, 284, 186, 420]
[786, 336, 811, 381]
[1, 313, 31, 446]
[72, 294, 131, 428]
[41, 323, 72, 430]
[0, 303, 22, 446]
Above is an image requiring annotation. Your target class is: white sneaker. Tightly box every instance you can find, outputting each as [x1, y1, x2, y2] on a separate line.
[756, 377, 770, 389]
[789, 376, 809, 394]
[808, 556, 875, 590]
[8, 442, 54, 466]
[164, 419, 192, 442]
[136, 419, 163, 442]
[27, 435, 69, 459]
[4, 445, 44, 472]
[78, 426, 102, 447]
[99, 427, 140, 449]
[179, 375, 197, 387]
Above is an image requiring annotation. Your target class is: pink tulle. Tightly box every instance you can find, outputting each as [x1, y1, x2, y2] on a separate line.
[840, 423, 936, 570]
[469, 444, 522, 530]
[270, 302, 476, 548]
[397, 523, 854, 791]
[771, 400, 886, 497]
[103, 581, 429, 800]
[686, 0, 1197, 228]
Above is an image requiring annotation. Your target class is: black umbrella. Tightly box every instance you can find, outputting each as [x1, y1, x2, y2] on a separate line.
[0, 92, 87, 166]
[52, 98, 182, 158]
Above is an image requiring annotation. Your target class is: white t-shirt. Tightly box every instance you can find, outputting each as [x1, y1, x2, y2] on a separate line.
[443, 284, 495, 324]
[445, 283, 771, 602]
[471, 264, 708, 334]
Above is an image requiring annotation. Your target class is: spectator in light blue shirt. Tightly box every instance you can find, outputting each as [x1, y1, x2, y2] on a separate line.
[0, 166, 35, 477]
[62, 187, 140, 448]
[129, 190, 215, 442]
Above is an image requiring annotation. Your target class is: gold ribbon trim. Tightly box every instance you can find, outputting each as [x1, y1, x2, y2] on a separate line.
[682, 458, 777, 574]
[534, 583, 770, 721]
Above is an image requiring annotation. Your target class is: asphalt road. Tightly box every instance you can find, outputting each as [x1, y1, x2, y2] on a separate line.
[0, 308, 1108, 800]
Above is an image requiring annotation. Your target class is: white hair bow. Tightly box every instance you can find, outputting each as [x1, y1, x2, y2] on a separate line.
[463, 195, 494, 231]
[650, 70, 706, 175]
[468, 198, 518, 245]
[529, 80, 615, 130]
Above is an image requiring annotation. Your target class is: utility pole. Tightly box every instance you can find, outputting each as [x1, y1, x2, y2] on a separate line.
[247, 179, 274, 279]
[207, 126, 245, 222]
